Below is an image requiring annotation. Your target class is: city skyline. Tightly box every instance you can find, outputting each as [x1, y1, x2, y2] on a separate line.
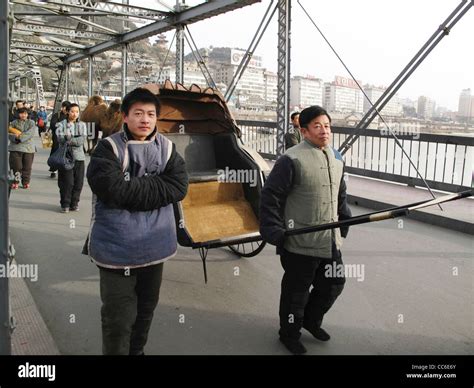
[139, 0, 473, 111]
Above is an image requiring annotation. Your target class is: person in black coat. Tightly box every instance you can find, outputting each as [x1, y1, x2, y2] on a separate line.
[84, 88, 188, 355]
[48, 101, 71, 178]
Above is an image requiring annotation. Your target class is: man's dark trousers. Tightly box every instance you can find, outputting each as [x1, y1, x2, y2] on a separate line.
[279, 242, 345, 340]
[99, 263, 163, 355]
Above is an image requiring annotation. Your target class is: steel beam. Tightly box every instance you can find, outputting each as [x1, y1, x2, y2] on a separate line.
[0, 0, 11, 356]
[175, 1, 184, 84]
[9, 52, 64, 71]
[65, 64, 69, 100]
[14, 11, 113, 16]
[175, 26, 184, 84]
[276, 0, 291, 157]
[53, 67, 67, 112]
[122, 44, 127, 96]
[88, 56, 93, 98]
[11, 40, 74, 54]
[46, 0, 168, 20]
[13, 21, 112, 41]
[64, 0, 261, 64]
[25, 77, 29, 102]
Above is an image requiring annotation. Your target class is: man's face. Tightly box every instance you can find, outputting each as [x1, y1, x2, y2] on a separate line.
[291, 114, 300, 128]
[18, 111, 28, 121]
[123, 102, 157, 141]
[16, 102, 23, 109]
[301, 114, 331, 148]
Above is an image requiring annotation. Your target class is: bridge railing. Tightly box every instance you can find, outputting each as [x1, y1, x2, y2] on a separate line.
[236, 120, 473, 192]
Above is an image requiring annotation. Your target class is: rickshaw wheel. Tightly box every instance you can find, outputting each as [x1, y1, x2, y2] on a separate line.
[228, 241, 266, 258]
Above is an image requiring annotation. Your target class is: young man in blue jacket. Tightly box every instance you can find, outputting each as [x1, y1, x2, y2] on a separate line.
[84, 88, 188, 355]
[260, 105, 352, 355]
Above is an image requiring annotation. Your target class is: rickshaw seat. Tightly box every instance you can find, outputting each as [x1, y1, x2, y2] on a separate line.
[166, 133, 218, 181]
[166, 133, 261, 245]
[180, 180, 259, 243]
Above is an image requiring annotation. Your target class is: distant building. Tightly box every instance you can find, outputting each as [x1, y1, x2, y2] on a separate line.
[400, 97, 417, 118]
[458, 88, 474, 121]
[324, 76, 364, 113]
[212, 48, 266, 101]
[417, 96, 436, 119]
[363, 85, 402, 117]
[290, 75, 323, 110]
[153, 63, 208, 88]
[264, 70, 278, 105]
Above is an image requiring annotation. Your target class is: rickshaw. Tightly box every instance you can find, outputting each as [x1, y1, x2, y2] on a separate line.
[142, 82, 472, 282]
[143, 81, 270, 281]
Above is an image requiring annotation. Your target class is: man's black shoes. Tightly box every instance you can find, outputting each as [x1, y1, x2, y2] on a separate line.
[279, 337, 307, 355]
[303, 325, 331, 341]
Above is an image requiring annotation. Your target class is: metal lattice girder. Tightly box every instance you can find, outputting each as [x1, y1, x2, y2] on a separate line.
[11, 40, 74, 54]
[53, 66, 67, 112]
[65, 0, 262, 63]
[276, 0, 291, 157]
[11, 0, 119, 33]
[175, 25, 184, 84]
[11, 0, 166, 20]
[31, 66, 47, 107]
[13, 21, 112, 41]
[9, 51, 65, 69]
[41, 0, 168, 21]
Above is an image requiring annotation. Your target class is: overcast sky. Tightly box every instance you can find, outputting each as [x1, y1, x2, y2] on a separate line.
[138, 0, 473, 111]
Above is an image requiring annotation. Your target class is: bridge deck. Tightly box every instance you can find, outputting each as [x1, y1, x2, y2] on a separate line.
[8, 143, 473, 355]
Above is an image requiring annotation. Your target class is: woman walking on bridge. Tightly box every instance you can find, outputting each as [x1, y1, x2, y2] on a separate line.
[56, 103, 87, 213]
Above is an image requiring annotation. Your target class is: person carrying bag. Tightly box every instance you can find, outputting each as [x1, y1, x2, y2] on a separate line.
[47, 141, 75, 171]
[54, 103, 87, 213]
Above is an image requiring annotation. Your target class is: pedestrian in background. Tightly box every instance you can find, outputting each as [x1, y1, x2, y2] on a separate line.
[56, 103, 87, 213]
[37, 106, 48, 135]
[81, 95, 107, 154]
[284, 111, 302, 150]
[9, 107, 37, 190]
[48, 100, 71, 178]
[9, 100, 24, 123]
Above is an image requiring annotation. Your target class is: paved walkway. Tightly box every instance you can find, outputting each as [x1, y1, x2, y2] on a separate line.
[6, 141, 474, 355]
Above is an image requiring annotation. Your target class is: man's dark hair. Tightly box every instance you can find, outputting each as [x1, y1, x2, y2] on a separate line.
[17, 107, 28, 114]
[290, 111, 300, 120]
[121, 88, 160, 116]
[15, 100, 23, 106]
[299, 105, 331, 128]
[61, 101, 71, 109]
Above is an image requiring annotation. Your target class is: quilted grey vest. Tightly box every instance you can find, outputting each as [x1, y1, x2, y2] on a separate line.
[88, 131, 177, 268]
[284, 139, 344, 258]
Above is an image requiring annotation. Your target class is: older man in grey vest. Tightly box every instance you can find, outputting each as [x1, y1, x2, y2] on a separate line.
[260, 105, 352, 355]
